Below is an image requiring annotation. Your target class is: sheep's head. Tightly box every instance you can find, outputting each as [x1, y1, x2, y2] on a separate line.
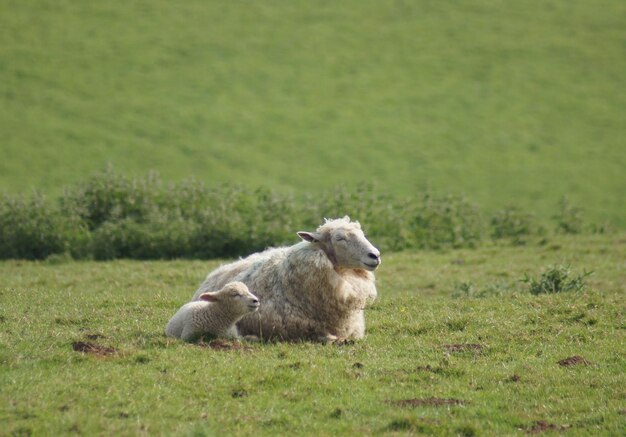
[297, 216, 381, 271]
[199, 282, 260, 313]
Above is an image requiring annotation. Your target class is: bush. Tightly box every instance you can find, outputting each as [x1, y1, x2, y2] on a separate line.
[60, 168, 162, 230]
[521, 265, 592, 295]
[490, 206, 538, 245]
[0, 170, 601, 260]
[408, 193, 483, 249]
[554, 196, 584, 234]
[0, 194, 90, 260]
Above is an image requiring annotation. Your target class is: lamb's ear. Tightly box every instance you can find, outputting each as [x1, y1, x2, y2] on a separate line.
[199, 292, 219, 302]
[297, 231, 323, 243]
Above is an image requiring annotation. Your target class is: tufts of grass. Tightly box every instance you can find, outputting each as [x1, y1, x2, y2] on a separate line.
[522, 265, 593, 295]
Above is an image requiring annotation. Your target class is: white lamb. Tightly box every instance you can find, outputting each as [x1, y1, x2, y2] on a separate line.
[191, 217, 381, 342]
[166, 282, 260, 342]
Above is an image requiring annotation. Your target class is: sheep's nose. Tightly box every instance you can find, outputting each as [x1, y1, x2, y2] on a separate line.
[367, 252, 380, 261]
[252, 298, 259, 304]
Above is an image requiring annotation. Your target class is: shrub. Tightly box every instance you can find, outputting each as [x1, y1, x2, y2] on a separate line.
[0, 170, 602, 260]
[0, 194, 90, 260]
[554, 196, 584, 234]
[490, 206, 538, 245]
[522, 265, 592, 295]
[408, 193, 483, 249]
[60, 168, 161, 230]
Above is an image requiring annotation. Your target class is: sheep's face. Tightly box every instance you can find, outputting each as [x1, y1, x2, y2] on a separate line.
[298, 217, 381, 271]
[200, 282, 260, 313]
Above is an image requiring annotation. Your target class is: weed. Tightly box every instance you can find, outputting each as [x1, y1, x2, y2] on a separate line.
[521, 265, 592, 295]
[554, 196, 584, 234]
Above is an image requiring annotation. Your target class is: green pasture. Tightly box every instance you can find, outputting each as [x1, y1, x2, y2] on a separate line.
[1, 233, 624, 435]
[1, 1, 625, 226]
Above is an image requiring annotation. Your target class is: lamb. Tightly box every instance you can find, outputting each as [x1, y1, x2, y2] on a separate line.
[166, 282, 260, 342]
[191, 216, 381, 342]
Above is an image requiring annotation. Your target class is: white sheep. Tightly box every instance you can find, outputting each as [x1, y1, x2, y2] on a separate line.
[191, 217, 381, 342]
[166, 282, 260, 342]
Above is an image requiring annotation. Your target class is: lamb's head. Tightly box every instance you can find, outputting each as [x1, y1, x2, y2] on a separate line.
[297, 216, 381, 271]
[199, 282, 260, 313]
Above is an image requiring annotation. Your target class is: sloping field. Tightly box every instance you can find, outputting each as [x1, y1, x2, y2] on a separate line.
[1, 1, 625, 225]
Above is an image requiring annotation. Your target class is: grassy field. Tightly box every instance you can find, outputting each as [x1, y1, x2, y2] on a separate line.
[1, 1, 625, 226]
[1, 233, 624, 435]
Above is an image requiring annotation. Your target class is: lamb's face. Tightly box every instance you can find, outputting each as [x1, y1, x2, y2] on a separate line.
[329, 226, 381, 271]
[221, 282, 260, 313]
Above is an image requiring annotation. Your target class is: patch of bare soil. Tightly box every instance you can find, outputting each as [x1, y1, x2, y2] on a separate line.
[526, 420, 570, 434]
[443, 343, 483, 352]
[557, 355, 592, 366]
[387, 397, 465, 407]
[198, 339, 253, 351]
[71, 341, 116, 357]
[416, 365, 435, 372]
[231, 388, 248, 398]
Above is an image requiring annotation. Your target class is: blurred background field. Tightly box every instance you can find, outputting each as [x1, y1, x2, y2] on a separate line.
[1, 0, 624, 227]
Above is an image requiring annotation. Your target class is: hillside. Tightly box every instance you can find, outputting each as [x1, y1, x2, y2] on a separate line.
[1, 1, 624, 225]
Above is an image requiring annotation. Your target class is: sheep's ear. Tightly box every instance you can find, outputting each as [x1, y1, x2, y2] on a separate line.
[297, 231, 322, 243]
[199, 292, 219, 302]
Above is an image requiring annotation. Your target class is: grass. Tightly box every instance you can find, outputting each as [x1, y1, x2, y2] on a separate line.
[1, 1, 625, 226]
[1, 233, 624, 435]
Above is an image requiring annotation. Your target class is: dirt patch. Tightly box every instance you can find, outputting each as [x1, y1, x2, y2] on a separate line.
[198, 339, 253, 351]
[416, 365, 435, 372]
[443, 344, 483, 352]
[231, 388, 248, 398]
[329, 408, 343, 418]
[387, 397, 465, 407]
[557, 355, 592, 366]
[72, 341, 116, 357]
[506, 374, 521, 383]
[526, 420, 570, 434]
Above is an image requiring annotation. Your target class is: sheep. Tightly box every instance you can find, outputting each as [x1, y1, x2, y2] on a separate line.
[191, 216, 381, 342]
[166, 282, 260, 342]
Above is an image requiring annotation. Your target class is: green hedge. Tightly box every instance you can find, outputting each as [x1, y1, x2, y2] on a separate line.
[0, 170, 592, 260]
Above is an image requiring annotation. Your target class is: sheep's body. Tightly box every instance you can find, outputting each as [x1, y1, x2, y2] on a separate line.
[192, 217, 380, 342]
[166, 282, 259, 342]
